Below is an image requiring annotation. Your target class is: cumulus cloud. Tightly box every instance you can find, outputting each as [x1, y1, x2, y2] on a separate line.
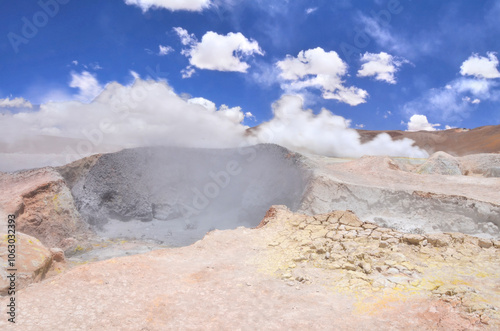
[69, 71, 104, 103]
[460, 52, 500, 79]
[276, 47, 368, 106]
[248, 95, 428, 158]
[124, 0, 211, 12]
[159, 45, 174, 56]
[176, 29, 264, 75]
[406, 115, 441, 132]
[357, 52, 408, 84]
[0, 97, 33, 108]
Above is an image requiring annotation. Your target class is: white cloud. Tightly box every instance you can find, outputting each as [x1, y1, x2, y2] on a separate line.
[305, 7, 317, 14]
[130, 71, 141, 80]
[0, 97, 33, 109]
[462, 96, 481, 104]
[181, 66, 196, 78]
[70, 61, 103, 70]
[69, 71, 104, 103]
[406, 115, 440, 132]
[177, 30, 264, 74]
[276, 47, 368, 106]
[248, 95, 427, 158]
[159, 45, 174, 56]
[90, 63, 103, 70]
[124, 0, 211, 12]
[460, 52, 500, 79]
[403, 77, 498, 122]
[173, 27, 196, 46]
[245, 112, 256, 121]
[357, 52, 408, 84]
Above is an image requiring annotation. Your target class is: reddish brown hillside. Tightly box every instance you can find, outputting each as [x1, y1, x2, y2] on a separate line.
[358, 125, 500, 156]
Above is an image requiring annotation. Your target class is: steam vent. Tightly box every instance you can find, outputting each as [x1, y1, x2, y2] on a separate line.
[1, 142, 500, 329]
[2, 1, 500, 328]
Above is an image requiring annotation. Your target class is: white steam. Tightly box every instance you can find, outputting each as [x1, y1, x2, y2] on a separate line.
[0, 79, 427, 171]
[248, 95, 428, 158]
[0, 79, 247, 157]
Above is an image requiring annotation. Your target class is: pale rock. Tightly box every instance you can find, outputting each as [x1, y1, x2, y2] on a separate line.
[310, 229, 329, 240]
[386, 238, 399, 245]
[342, 263, 357, 271]
[385, 260, 397, 267]
[379, 241, 389, 248]
[359, 262, 372, 274]
[362, 223, 378, 230]
[49, 248, 65, 263]
[381, 233, 394, 241]
[478, 238, 493, 249]
[0, 232, 59, 295]
[338, 211, 363, 227]
[426, 234, 451, 247]
[357, 229, 372, 237]
[344, 231, 357, 239]
[403, 234, 424, 245]
[448, 232, 466, 244]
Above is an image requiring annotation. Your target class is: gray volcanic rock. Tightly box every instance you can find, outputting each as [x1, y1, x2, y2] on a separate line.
[459, 153, 500, 177]
[415, 151, 463, 176]
[485, 167, 500, 178]
[300, 154, 500, 239]
[67, 144, 308, 245]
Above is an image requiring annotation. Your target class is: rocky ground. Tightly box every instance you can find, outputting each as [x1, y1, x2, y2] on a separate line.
[0, 167, 94, 255]
[1, 145, 499, 330]
[300, 152, 500, 238]
[0, 206, 498, 330]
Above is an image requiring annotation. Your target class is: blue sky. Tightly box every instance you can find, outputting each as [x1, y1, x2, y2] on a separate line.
[0, 0, 499, 137]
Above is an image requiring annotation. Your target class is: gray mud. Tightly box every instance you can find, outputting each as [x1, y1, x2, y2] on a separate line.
[66, 144, 308, 246]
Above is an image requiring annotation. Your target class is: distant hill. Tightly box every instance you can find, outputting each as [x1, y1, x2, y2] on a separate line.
[357, 125, 500, 156]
